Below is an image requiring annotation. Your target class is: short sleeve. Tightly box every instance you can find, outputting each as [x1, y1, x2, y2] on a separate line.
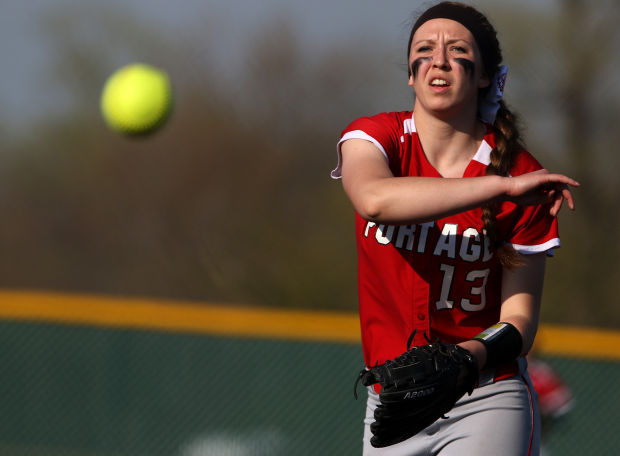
[506, 204, 560, 255]
[331, 112, 403, 179]
[498, 149, 560, 255]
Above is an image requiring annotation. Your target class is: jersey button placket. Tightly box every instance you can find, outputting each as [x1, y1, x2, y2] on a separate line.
[411, 262, 431, 345]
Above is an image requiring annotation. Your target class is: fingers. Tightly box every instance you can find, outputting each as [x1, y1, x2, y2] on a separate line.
[554, 174, 579, 188]
[549, 191, 563, 217]
[531, 169, 579, 187]
[506, 170, 579, 212]
[534, 170, 578, 217]
[548, 185, 576, 217]
[540, 172, 580, 188]
[562, 187, 575, 210]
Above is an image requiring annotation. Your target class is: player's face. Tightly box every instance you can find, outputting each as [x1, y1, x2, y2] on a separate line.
[408, 19, 490, 119]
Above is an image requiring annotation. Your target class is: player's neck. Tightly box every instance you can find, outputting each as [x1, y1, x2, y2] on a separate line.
[413, 107, 485, 178]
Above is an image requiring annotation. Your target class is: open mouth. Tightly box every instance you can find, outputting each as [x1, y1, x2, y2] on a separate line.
[430, 78, 450, 87]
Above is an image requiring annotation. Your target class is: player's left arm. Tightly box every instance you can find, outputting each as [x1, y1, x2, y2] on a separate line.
[460, 252, 546, 369]
[498, 252, 546, 354]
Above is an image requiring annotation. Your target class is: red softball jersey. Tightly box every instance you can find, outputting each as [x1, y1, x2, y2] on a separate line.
[332, 111, 560, 368]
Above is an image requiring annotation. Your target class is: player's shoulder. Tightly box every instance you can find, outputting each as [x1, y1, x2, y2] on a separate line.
[356, 110, 411, 123]
[484, 126, 544, 177]
[343, 110, 412, 133]
[510, 147, 544, 177]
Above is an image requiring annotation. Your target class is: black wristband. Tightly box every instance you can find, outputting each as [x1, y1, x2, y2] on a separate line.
[473, 322, 523, 369]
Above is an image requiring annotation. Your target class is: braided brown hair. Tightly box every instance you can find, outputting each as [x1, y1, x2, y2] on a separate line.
[408, 1, 524, 268]
[482, 101, 525, 268]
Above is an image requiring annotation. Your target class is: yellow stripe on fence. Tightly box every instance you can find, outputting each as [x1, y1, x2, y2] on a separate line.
[534, 324, 620, 361]
[0, 290, 619, 360]
[0, 290, 361, 344]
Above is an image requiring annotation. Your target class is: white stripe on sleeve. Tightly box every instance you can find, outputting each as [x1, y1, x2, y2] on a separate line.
[331, 130, 389, 179]
[510, 238, 561, 256]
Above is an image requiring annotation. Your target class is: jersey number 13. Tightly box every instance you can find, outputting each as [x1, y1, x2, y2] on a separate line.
[435, 264, 490, 312]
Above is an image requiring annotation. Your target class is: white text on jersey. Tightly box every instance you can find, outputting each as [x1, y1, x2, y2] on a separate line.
[364, 221, 494, 263]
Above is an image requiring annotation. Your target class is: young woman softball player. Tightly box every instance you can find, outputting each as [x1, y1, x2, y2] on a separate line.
[332, 2, 578, 454]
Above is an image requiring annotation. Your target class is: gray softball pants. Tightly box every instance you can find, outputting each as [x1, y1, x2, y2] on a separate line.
[362, 358, 541, 456]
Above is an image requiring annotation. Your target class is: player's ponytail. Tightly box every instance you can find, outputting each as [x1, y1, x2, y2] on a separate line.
[482, 101, 525, 268]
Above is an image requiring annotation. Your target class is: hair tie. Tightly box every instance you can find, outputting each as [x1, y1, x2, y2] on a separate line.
[479, 65, 508, 124]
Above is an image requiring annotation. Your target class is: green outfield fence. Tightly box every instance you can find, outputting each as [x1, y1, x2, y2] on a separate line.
[0, 290, 618, 455]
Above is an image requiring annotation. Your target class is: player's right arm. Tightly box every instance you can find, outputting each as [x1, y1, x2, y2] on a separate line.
[340, 139, 578, 224]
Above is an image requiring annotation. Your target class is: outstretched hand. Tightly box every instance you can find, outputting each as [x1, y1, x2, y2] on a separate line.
[504, 169, 579, 216]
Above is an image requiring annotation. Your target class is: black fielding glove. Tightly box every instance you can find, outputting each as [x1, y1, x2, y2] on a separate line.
[355, 342, 478, 448]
